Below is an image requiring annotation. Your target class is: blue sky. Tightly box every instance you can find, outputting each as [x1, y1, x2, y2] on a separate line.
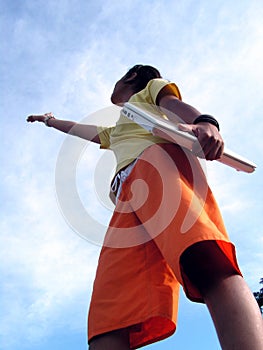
[1, 0, 262, 349]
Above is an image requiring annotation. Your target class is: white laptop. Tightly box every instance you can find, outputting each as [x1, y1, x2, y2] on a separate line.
[122, 103, 256, 174]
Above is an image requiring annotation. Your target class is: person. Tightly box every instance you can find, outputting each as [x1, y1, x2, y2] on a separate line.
[27, 64, 263, 350]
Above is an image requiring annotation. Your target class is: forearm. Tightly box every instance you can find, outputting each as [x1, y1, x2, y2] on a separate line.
[159, 95, 201, 124]
[27, 113, 101, 143]
[47, 118, 100, 143]
[47, 118, 77, 133]
[157, 93, 224, 160]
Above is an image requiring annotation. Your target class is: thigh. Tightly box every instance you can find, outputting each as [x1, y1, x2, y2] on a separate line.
[180, 240, 242, 298]
[89, 328, 130, 350]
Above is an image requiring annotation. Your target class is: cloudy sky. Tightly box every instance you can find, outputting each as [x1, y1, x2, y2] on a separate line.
[1, 0, 262, 349]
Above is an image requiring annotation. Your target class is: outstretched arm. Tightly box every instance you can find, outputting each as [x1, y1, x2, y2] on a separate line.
[26, 113, 100, 144]
[155, 87, 224, 160]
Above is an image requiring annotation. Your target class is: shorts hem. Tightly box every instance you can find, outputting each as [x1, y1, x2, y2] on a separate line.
[178, 239, 242, 302]
[88, 314, 176, 349]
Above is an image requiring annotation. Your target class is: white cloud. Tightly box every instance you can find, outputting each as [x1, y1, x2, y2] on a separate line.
[0, 196, 100, 348]
[1, 129, 102, 348]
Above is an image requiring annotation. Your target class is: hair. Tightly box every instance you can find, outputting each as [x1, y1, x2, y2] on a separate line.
[124, 64, 162, 93]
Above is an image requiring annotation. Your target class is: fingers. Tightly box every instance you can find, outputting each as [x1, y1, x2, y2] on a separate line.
[27, 115, 37, 122]
[192, 137, 224, 160]
[177, 123, 194, 133]
[192, 124, 224, 160]
[178, 123, 224, 160]
[26, 115, 36, 122]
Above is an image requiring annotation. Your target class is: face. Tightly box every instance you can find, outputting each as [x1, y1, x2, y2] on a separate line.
[110, 72, 137, 105]
[110, 76, 126, 105]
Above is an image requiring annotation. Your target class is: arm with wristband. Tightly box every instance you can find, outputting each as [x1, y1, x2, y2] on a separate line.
[155, 87, 223, 160]
[26, 112, 100, 143]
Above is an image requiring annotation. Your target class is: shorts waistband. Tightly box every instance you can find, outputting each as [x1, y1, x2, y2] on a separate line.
[110, 159, 138, 204]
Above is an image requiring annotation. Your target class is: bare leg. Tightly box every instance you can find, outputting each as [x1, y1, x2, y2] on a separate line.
[181, 241, 263, 350]
[205, 274, 263, 350]
[89, 328, 130, 350]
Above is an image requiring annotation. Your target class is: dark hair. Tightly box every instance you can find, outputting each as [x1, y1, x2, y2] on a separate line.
[124, 64, 162, 93]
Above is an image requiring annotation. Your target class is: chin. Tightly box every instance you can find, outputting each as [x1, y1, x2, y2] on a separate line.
[111, 95, 123, 106]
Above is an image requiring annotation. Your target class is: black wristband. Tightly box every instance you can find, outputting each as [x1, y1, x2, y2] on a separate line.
[193, 114, 220, 131]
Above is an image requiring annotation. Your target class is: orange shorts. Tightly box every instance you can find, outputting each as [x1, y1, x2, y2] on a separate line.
[88, 143, 241, 349]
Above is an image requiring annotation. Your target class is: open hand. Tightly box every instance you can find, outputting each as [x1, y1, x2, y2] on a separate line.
[27, 112, 54, 123]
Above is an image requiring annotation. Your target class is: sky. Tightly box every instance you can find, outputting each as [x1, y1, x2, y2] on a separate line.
[1, 0, 263, 349]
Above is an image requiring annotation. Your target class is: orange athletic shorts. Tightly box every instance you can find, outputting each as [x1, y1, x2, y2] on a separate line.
[88, 143, 241, 349]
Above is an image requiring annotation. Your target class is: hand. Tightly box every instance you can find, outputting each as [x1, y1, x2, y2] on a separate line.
[178, 122, 224, 160]
[26, 112, 54, 123]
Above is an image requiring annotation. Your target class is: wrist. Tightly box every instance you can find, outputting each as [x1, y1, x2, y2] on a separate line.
[43, 114, 55, 127]
[193, 114, 220, 131]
